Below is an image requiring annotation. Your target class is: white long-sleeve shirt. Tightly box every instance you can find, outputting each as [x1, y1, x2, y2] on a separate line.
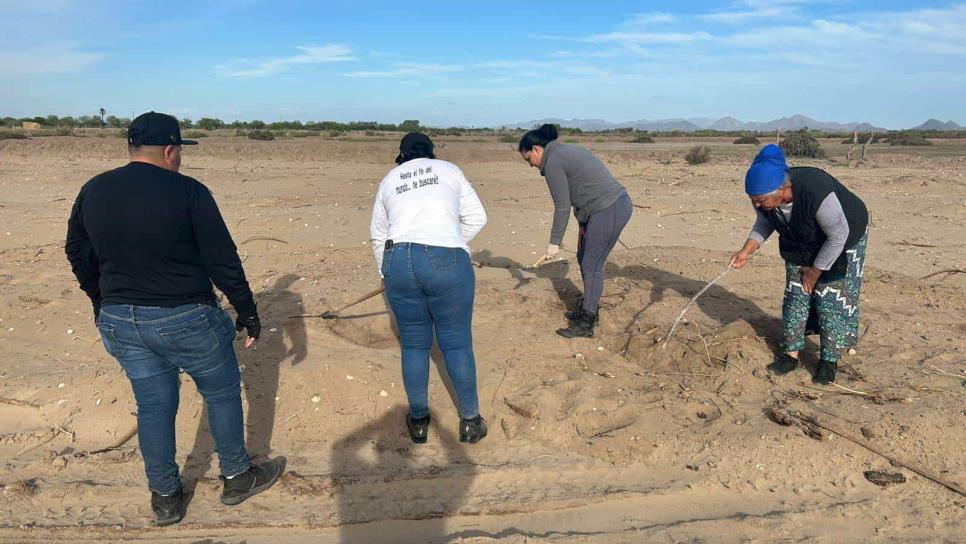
[370, 158, 487, 273]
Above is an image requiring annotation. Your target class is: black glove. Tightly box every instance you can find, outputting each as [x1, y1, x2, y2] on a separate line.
[93, 300, 101, 321]
[235, 314, 261, 339]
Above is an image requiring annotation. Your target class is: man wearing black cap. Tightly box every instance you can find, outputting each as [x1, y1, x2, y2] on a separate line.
[65, 111, 284, 526]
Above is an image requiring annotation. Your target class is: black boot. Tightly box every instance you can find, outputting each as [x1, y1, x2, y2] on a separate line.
[557, 308, 597, 339]
[563, 296, 584, 322]
[766, 353, 799, 376]
[151, 487, 185, 526]
[219, 457, 286, 506]
[406, 414, 431, 444]
[459, 415, 487, 443]
[813, 359, 838, 384]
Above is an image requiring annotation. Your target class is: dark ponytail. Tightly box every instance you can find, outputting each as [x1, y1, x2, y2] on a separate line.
[518, 123, 558, 152]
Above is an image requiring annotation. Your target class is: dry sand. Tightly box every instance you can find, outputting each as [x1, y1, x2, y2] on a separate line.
[0, 135, 964, 543]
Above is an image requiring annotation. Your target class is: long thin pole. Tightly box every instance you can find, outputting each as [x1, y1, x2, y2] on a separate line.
[662, 265, 734, 348]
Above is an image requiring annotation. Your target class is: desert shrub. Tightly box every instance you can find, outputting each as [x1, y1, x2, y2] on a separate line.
[327, 130, 347, 138]
[733, 135, 760, 145]
[498, 133, 518, 143]
[288, 130, 320, 138]
[630, 133, 654, 143]
[594, 138, 605, 143]
[0, 131, 28, 140]
[685, 145, 711, 165]
[183, 130, 208, 139]
[887, 131, 932, 146]
[780, 128, 825, 158]
[247, 130, 275, 141]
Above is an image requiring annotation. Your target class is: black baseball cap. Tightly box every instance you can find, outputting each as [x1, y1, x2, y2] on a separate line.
[127, 111, 198, 146]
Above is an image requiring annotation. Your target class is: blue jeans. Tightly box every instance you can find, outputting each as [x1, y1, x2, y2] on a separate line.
[96, 303, 251, 494]
[382, 243, 480, 420]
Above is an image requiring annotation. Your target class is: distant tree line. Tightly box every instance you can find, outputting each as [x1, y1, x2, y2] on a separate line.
[2, 115, 964, 139]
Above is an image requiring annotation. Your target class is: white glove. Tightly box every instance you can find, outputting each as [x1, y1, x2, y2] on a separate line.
[546, 244, 560, 259]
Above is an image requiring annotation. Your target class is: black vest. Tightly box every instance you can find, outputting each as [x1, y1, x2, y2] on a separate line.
[767, 167, 868, 277]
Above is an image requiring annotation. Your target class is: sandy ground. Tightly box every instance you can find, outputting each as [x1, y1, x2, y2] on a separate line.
[0, 135, 964, 543]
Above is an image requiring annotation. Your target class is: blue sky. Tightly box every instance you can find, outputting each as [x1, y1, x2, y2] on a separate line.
[1, 0, 963, 127]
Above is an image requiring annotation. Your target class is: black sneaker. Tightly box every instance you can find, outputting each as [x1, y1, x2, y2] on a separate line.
[151, 487, 185, 526]
[813, 360, 838, 384]
[406, 414, 431, 444]
[557, 308, 597, 339]
[219, 457, 286, 506]
[460, 415, 487, 444]
[766, 353, 799, 376]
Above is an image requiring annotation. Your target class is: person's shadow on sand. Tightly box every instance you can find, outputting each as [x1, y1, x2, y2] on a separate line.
[332, 406, 474, 544]
[606, 262, 822, 364]
[473, 249, 581, 312]
[182, 273, 308, 496]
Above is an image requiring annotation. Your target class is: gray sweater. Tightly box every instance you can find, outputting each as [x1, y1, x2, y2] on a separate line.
[540, 141, 626, 245]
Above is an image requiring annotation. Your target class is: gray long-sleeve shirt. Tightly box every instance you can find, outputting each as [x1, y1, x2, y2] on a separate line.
[540, 141, 626, 245]
[748, 192, 850, 271]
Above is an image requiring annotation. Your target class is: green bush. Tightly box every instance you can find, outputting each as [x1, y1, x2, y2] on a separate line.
[326, 130, 347, 138]
[184, 130, 208, 139]
[685, 145, 711, 165]
[498, 133, 518, 143]
[0, 131, 28, 140]
[733, 135, 760, 145]
[887, 131, 932, 146]
[780, 128, 825, 158]
[630, 133, 655, 143]
[288, 130, 320, 138]
[247, 129, 275, 141]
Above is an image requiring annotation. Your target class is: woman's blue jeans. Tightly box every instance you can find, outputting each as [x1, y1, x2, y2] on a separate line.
[96, 303, 251, 495]
[382, 243, 480, 420]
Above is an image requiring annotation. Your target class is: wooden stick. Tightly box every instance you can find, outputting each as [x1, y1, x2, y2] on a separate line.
[663, 265, 734, 348]
[892, 240, 941, 248]
[88, 424, 139, 455]
[291, 286, 386, 319]
[240, 236, 289, 245]
[0, 397, 39, 408]
[921, 268, 965, 281]
[784, 411, 965, 498]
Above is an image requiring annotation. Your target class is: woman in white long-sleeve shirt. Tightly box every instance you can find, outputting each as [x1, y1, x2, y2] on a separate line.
[370, 132, 488, 444]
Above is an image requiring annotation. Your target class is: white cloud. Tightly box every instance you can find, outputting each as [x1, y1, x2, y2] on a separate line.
[584, 31, 712, 44]
[699, 0, 807, 23]
[0, 46, 101, 74]
[624, 12, 676, 25]
[214, 44, 355, 78]
[342, 63, 462, 78]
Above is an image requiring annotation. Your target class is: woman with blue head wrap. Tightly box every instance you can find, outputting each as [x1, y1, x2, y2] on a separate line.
[729, 145, 869, 384]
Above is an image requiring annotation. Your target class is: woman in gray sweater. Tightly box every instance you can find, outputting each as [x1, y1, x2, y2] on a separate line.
[519, 124, 633, 338]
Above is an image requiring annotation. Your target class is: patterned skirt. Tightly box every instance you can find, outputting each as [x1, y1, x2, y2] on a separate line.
[782, 233, 867, 362]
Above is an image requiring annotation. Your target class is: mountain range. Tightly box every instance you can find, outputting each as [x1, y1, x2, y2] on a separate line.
[506, 115, 963, 133]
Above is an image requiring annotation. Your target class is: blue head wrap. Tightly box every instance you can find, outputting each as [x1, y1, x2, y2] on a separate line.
[744, 144, 787, 196]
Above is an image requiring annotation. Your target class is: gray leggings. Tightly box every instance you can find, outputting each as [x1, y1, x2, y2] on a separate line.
[577, 192, 633, 314]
